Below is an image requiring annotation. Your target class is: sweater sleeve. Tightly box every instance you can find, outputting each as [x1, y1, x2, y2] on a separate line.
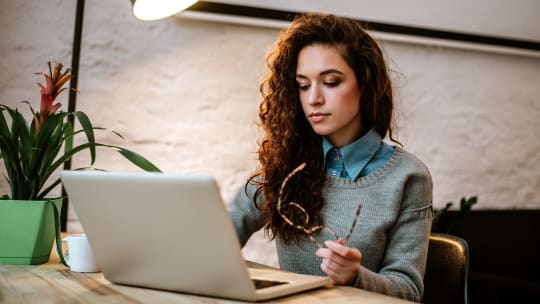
[353, 169, 433, 302]
[228, 183, 266, 247]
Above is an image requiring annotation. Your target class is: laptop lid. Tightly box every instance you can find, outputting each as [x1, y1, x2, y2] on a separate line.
[61, 170, 329, 301]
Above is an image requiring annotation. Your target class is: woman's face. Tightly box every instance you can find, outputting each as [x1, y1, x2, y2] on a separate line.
[296, 44, 362, 148]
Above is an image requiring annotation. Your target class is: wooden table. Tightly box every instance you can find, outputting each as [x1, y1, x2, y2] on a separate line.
[0, 247, 414, 303]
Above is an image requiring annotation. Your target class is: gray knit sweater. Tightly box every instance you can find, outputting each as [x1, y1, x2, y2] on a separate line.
[229, 147, 433, 302]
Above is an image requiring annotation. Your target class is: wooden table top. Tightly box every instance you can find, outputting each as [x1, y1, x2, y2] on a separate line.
[0, 243, 414, 304]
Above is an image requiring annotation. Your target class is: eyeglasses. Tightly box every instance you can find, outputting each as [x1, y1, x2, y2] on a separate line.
[277, 163, 362, 248]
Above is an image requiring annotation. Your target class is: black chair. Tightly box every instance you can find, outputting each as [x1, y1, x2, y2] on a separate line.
[422, 233, 469, 304]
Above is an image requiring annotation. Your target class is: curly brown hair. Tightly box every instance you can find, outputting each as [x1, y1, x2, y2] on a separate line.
[247, 13, 397, 244]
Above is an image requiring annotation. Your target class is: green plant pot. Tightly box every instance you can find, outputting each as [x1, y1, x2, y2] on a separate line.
[0, 198, 62, 265]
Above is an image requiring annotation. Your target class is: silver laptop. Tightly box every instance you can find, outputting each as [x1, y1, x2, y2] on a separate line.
[61, 170, 330, 301]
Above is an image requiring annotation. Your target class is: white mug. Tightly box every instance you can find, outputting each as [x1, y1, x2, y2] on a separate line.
[64, 233, 100, 273]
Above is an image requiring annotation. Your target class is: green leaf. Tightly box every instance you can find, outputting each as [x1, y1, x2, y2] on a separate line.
[73, 111, 96, 164]
[8, 108, 32, 168]
[42, 142, 94, 185]
[63, 120, 74, 158]
[37, 177, 62, 199]
[31, 114, 67, 196]
[97, 143, 161, 172]
[0, 106, 27, 198]
[460, 196, 478, 212]
[31, 113, 65, 172]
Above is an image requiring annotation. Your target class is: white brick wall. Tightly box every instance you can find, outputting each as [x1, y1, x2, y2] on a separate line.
[1, 1, 539, 266]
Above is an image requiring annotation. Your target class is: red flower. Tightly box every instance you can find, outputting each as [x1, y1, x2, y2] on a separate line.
[30, 62, 72, 132]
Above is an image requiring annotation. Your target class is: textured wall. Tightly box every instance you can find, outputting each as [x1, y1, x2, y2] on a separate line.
[1, 1, 539, 266]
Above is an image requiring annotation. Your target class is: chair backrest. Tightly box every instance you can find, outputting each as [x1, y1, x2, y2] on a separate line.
[422, 233, 469, 304]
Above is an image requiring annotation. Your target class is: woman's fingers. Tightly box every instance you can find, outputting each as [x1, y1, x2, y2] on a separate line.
[325, 239, 361, 259]
[320, 258, 350, 284]
[315, 239, 362, 285]
[316, 247, 348, 267]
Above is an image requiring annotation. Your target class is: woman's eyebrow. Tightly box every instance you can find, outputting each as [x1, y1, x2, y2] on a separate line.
[320, 69, 344, 76]
[296, 69, 345, 79]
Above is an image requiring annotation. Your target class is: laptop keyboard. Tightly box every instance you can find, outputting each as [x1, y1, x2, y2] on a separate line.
[252, 279, 288, 289]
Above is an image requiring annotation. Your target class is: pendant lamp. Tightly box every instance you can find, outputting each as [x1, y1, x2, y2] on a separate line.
[131, 0, 199, 21]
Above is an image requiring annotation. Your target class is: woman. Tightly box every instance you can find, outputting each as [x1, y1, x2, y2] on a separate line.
[229, 13, 432, 302]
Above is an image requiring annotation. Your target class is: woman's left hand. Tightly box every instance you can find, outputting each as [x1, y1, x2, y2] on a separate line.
[315, 238, 362, 285]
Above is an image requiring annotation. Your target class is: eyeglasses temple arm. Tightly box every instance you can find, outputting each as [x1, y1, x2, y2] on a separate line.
[344, 204, 362, 242]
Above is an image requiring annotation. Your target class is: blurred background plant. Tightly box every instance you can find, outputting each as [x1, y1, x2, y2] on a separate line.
[431, 196, 478, 233]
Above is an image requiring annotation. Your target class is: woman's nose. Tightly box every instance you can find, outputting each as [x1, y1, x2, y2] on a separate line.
[307, 85, 324, 105]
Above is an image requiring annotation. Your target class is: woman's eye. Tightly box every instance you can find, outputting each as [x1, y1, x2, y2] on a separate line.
[298, 83, 310, 91]
[324, 80, 340, 87]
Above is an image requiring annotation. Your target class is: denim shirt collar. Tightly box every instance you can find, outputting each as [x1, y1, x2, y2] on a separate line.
[322, 128, 382, 180]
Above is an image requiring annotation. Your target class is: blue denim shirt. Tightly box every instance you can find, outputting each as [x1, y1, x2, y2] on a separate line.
[323, 128, 395, 180]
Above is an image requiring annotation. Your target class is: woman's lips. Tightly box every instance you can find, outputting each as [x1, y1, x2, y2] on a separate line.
[309, 112, 329, 123]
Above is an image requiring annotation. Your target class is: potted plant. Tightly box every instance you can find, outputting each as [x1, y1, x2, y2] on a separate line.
[431, 196, 478, 233]
[0, 62, 160, 265]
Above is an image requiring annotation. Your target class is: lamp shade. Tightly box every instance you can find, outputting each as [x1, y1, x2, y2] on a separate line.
[131, 0, 198, 21]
